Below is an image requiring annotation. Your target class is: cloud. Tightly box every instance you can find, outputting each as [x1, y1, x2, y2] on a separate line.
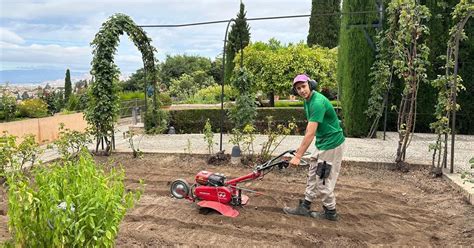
[0, 42, 91, 68]
[0, 0, 313, 83]
[0, 28, 25, 44]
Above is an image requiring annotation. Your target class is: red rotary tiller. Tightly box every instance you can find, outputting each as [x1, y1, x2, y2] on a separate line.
[170, 150, 308, 217]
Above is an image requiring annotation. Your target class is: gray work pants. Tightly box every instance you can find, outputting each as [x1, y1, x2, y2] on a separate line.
[304, 142, 345, 210]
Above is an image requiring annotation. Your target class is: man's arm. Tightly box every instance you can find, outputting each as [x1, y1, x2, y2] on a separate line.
[290, 121, 318, 166]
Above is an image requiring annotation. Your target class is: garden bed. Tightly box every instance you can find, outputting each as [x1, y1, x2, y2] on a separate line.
[1, 153, 473, 246]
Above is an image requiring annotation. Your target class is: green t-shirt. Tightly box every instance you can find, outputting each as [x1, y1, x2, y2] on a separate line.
[304, 91, 345, 150]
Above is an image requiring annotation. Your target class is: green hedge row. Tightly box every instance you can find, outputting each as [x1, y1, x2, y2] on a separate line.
[163, 106, 472, 135]
[167, 108, 307, 134]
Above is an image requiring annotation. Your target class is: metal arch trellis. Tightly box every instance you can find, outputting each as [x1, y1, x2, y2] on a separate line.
[138, 9, 383, 152]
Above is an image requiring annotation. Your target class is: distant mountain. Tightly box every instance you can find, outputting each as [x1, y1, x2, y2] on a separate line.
[0, 69, 131, 86]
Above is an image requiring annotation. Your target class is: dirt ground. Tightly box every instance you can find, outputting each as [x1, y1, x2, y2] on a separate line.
[1, 153, 473, 247]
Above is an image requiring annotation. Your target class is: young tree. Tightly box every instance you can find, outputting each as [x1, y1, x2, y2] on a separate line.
[64, 69, 72, 102]
[225, 1, 251, 84]
[307, 0, 341, 48]
[412, 0, 459, 133]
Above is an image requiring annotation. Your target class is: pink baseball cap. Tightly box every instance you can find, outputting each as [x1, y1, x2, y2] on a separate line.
[293, 74, 310, 86]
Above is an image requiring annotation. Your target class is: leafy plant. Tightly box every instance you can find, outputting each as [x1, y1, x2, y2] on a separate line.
[241, 124, 256, 160]
[259, 116, 297, 161]
[52, 124, 91, 161]
[0, 132, 43, 175]
[184, 138, 192, 154]
[6, 149, 142, 247]
[203, 118, 214, 155]
[125, 130, 143, 158]
[0, 132, 18, 176]
[462, 157, 474, 185]
[16, 134, 42, 170]
[185, 85, 238, 104]
[0, 91, 17, 121]
[365, 29, 394, 138]
[228, 68, 257, 129]
[229, 128, 243, 147]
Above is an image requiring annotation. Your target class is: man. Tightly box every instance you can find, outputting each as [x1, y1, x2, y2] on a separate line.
[283, 74, 345, 221]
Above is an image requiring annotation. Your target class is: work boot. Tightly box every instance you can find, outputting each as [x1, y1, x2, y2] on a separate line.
[310, 206, 338, 221]
[283, 200, 311, 216]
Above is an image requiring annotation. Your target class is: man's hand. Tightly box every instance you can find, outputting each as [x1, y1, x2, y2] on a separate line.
[289, 156, 301, 167]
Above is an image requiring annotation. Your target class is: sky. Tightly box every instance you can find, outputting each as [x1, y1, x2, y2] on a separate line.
[0, 0, 312, 85]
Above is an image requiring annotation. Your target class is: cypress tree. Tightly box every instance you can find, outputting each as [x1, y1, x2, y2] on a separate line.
[307, 0, 341, 48]
[225, 2, 251, 84]
[456, 8, 474, 134]
[337, 0, 378, 137]
[65, 69, 72, 102]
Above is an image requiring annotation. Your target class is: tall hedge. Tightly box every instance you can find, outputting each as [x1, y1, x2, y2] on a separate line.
[307, 0, 341, 48]
[168, 108, 306, 134]
[456, 9, 474, 134]
[337, 0, 378, 137]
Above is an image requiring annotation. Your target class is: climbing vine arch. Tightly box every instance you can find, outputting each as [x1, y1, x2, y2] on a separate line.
[431, 1, 473, 174]
[86, 13, 159, 153]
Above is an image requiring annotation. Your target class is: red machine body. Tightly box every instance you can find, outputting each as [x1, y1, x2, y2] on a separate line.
[194, 185, 233, 204]
[170, 150, 299, 218]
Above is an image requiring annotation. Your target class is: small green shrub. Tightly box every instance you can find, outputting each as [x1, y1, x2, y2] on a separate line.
[144, 109, 169, 134]
[259, 116, 298, 160]
[159, 93, 172, 107]
[0, 93, 17, 121]
[66, 94, 79, 111]
[168, 108, 306, 134]
[18, 99, 49, 118]
[185, 85, 238, 104]
[52, 124, 91, 161]
[0, 132, 43, 175]
[118, 91, 145, 101]
[203, 118, 214, 154]
[274, 101, 303, 107]
[6, 149, 142, 247]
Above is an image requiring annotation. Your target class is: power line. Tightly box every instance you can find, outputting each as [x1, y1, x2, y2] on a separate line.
[138, 11, 380, 28]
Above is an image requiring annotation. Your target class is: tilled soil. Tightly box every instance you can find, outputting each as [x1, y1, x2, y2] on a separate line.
[107, 154, 474, 247]
[1, 153, 473, 247]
